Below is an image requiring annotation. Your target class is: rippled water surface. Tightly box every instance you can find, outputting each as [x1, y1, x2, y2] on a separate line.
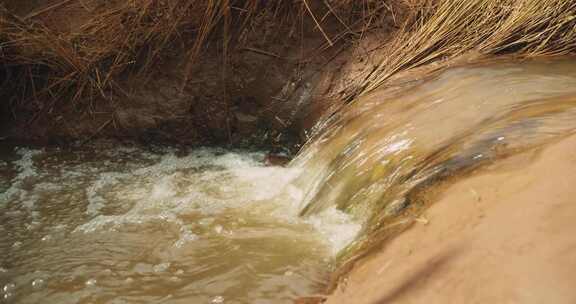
[0, 146, 357, 303]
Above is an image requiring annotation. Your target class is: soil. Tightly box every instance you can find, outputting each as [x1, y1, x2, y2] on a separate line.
[0, 0, 397, 149]
[326, 133, 576, 304]
[1, 0, 408, 151]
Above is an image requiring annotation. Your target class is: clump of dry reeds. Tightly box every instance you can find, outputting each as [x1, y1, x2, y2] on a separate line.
[1, 0, 208, 118]
[0, 0, 397, 128]
[349, 0, 576, 98]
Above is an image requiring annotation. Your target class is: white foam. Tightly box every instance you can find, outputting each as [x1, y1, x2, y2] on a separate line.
[4, 146, 358, 256]
[149, 174, 179, 201]
[0, 148, 43, 206]
[86, 172, 124, 215]
[307, 207, 361, 255]
[228, 166, 303, 202]
[33, 182, 61, 192]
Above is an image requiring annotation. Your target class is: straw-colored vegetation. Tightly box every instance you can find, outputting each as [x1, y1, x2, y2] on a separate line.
[1, 1, 203, 116]
[1, 0, 574, 130]
[349, 0, 576, 99]
[0, 0, 393, 129]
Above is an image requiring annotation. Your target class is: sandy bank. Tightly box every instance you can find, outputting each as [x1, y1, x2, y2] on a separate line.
[327, 134, 576, 304]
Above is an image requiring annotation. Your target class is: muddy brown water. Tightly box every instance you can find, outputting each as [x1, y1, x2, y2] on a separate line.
[0, 147, 358, 303]
[3, 58, 576, 304]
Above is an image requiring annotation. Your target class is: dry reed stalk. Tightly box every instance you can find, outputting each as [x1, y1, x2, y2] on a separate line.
[351, 0, 576, 98]
[2, 0, 574, 133]
[3, 0, 371, 122]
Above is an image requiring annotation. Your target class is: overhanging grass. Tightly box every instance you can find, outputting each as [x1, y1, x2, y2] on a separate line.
[0, 0, 394, 126]
[350, 0, 576, 99]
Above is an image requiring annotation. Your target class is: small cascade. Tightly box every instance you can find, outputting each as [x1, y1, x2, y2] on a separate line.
[292, 58, 576, 259]
[3, 58, 576, 303]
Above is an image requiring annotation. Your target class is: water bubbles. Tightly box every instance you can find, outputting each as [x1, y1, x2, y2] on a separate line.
[153, 262, 171, 273]
[168, 276, 181, 283]
[3, 283, 15, 293]
[307, 207, 362, 254]
[12, 241, 22, 249]
[2, 283, 16, 301]
[85, 279, 97, 287]
[174, 231, 198, 248]
[284, 270, 294, 276]
[0, 146, 334, 303]
[0, 267, 7, 273]
[31, 278, 45, 289]
[214, 225, 224, 234]
[3, 292, 13, 300]
[100, 269, 113, 277]
[473, 153, 484, 160]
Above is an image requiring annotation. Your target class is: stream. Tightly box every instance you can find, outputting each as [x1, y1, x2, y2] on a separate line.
[3, 58, 576, 303]
[0, 146, 357, 303]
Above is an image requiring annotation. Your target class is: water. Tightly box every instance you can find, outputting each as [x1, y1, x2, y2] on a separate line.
[3, 58, 576, 302]
[293, 58, 576, 261]
[0, 145, 357, 303]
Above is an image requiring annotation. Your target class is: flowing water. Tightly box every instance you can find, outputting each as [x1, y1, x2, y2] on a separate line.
[0, 146, 358, 303]
[293, 58, 576, 258]
[3, 58, 576, 303]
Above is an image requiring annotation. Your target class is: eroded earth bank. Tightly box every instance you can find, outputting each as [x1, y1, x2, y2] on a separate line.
[2, 0, 576, 303]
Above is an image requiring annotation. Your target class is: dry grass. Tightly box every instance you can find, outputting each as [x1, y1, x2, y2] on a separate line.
[1, 0, 205, 118]
[0, 0, 395, 126]
[348, 0, 576, 99]
[2, 0, 574, 126]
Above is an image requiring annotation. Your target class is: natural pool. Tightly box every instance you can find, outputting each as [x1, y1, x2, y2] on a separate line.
[0, 145, 358, 304]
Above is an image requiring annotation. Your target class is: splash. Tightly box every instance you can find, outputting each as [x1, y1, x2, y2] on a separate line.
[0, 147, 347, 303]
[292, 58, 576, 260]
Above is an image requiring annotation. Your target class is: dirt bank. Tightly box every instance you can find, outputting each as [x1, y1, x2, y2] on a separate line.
[327, 133, 576, 304]
[0, 0, 405, 147]
[3, 0, 575, 149]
